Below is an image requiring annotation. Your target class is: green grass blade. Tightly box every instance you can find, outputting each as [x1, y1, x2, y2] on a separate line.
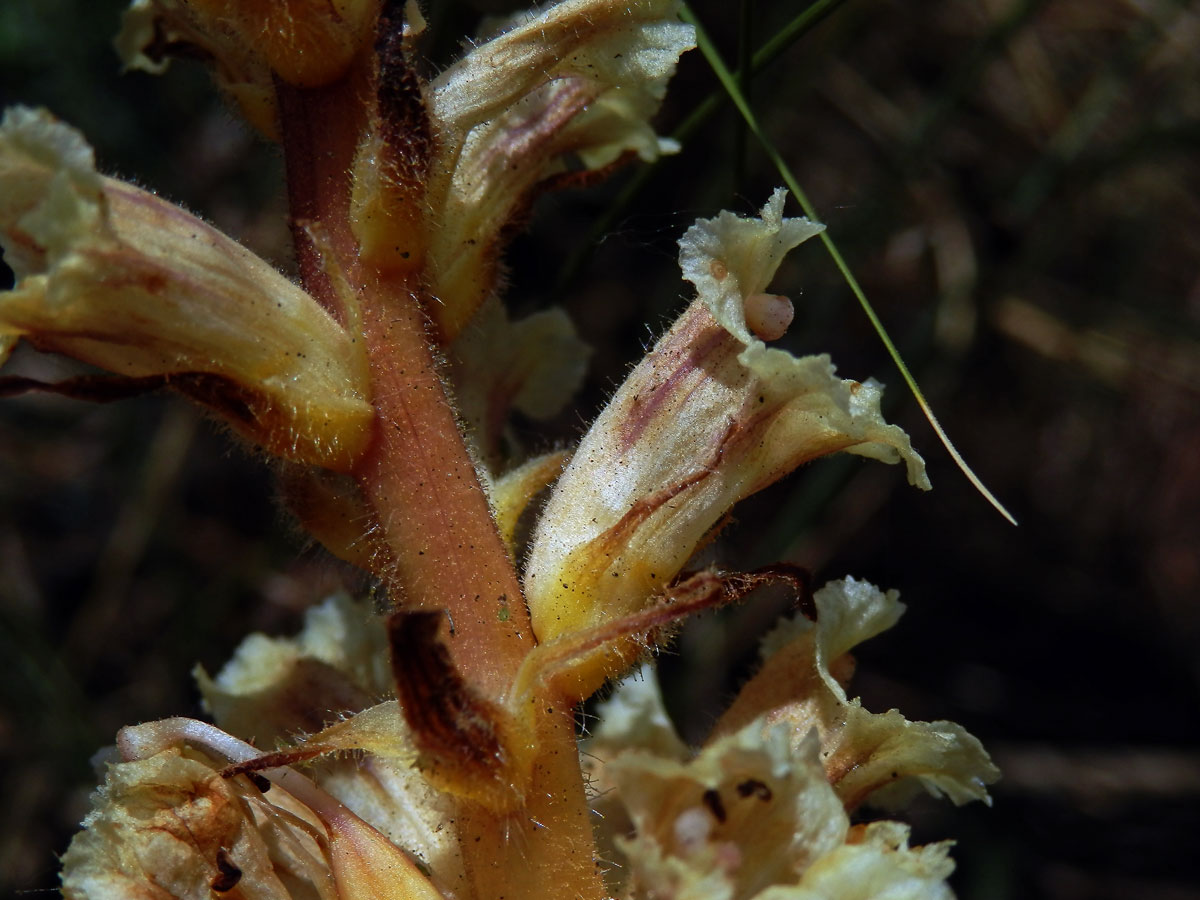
[679, 2, 1018, 526]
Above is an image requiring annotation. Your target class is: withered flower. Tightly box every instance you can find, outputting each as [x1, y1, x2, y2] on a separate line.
[0, 2, 1000, 899]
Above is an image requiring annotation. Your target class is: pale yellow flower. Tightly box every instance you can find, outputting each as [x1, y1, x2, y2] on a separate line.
[0, 106, 373, 469]
[586, 578, 997, 900]
[522, 192, 930, 696]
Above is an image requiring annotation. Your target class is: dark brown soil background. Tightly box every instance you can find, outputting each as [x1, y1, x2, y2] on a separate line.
[2, 1, 1198, 898]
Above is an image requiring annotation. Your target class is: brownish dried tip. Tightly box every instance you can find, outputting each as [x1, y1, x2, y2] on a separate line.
[388, 611, 530, 809]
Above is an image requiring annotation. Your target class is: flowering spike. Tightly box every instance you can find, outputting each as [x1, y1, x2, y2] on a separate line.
[9, 3, 1001, 898]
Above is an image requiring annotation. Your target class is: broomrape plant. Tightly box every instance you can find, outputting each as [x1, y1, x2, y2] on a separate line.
[0, 1, 1000, 898]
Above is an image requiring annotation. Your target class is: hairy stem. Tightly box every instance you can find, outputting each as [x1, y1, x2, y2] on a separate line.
[277, 71, 531, 699]
[275, 43, 603, 900]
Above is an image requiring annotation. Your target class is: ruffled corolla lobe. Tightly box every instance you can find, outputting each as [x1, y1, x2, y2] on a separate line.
[584, 583, 989, 900]
[714, 577, 1000, 811]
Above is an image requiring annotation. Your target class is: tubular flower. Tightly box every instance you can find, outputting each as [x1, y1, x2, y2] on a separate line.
[424, 0, 696, 340]
[711, 578, 998, 812]
[63, 715, 451, 900]
[523, 191, 929, 696]
[0, 106, 373, 470]
[0, 2, 1002, 899]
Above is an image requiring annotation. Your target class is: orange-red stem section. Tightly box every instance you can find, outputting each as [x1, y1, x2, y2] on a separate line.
[277, 71, 532, 699]
[276, 53, 604, 900]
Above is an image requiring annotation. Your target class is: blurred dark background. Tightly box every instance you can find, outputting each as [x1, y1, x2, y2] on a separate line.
[2, 1, 1198, 898]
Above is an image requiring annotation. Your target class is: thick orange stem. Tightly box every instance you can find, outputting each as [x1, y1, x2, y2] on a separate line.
[354, 290, 533, 695]
[276, 50, 603, 900]
[277, 73, 531, 698]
